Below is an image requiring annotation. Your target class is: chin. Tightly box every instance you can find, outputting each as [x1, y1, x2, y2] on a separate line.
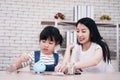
[41, 51, 48, 54]
[79, 42, 85, 45]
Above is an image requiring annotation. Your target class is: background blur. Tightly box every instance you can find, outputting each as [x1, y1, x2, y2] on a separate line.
[0, 0, 120, 71]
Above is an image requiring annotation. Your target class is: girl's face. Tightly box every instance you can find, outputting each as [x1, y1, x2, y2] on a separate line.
[40, 39, 56, 55]
[76, 23, 91, 45]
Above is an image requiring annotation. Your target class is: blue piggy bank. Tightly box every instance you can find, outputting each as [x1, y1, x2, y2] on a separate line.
[33, 61, 46, 74]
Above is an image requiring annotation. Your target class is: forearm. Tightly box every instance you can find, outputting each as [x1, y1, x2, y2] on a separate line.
[74, 48, 103, 70]
[10, 54, 31, 71]
[74, 57, 102, 69]
[62, 47, 71, 63]
[7, 58, 23, 72]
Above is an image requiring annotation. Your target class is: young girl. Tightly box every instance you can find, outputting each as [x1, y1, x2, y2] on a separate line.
[55, 17, 114, 73]
[8, 26, 63, 72]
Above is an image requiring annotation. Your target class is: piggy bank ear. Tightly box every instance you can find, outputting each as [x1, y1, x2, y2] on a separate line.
[39, 61, 44, 64]
[38, 61, 44, 64]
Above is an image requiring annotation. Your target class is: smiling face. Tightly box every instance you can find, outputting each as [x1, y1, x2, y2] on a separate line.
[40, 38, 56, 55]
[76, 23, 91, 45]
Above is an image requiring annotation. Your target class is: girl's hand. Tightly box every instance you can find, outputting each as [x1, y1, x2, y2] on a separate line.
[7, 53, 30, 72]
[19, 53, 30, 62]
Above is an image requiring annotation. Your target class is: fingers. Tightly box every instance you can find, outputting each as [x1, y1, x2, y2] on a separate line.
[23, 56, 29, 61]
[74, 68, 83, 74]
[20, 54, 30, 62]
[75, 69, 81, 73]
[55, 63, 67, 73]
[68, 44, 75, 50]
[55, 63, 62, 72]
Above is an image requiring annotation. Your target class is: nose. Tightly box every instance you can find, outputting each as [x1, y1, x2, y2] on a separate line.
[44, 43, 49, 47]
[77, 32, 82, 37]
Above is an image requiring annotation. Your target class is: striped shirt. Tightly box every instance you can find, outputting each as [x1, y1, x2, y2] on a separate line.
[21, 51, 63, 71]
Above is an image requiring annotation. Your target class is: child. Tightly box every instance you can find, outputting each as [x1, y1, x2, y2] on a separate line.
[55, 17, 114, 73]
[7, 26, 63, 72]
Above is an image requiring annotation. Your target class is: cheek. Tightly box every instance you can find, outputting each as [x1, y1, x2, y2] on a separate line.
[49, 44, 56, 50]
[76, 33, 80, 37]
[85, 33, 91, 40]
[39, 43, 42, 47]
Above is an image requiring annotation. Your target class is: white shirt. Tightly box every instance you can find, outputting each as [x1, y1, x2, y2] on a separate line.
[71, 42, 114, 72]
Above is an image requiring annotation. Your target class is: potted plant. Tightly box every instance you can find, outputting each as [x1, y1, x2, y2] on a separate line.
[54, 12, 65, 20]
[100, 14, 111, 21]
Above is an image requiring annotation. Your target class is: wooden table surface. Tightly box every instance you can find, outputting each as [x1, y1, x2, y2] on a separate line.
[0, 71, 120, 80]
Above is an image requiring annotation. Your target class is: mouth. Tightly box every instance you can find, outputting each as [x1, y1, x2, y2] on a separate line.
[78, 38, 84, 42]
[42, 48, 48, 51]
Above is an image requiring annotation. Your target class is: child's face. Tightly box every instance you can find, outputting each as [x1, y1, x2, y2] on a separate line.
[76, 23, 91, 45]
[39, 39, 56, 55]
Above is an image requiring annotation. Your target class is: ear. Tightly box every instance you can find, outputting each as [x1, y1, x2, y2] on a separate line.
[90, 33, 93, 38]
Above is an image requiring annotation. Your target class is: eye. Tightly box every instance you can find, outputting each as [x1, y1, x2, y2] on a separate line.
[49, 41, 53, 44]
[82, 29, 86, 33]
[76, 30, 79, 33]
[42, 40, 46, 43]
[82, 30, 86, 33]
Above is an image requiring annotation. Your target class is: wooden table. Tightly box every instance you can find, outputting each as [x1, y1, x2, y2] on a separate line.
[0, 71, 120, 80]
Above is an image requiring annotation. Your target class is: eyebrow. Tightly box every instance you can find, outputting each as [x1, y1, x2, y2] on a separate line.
[81, 29, 87, 30]
[77, 28, 87, 31]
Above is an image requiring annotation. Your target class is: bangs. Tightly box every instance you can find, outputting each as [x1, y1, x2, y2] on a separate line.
[40, 34, 54, 41]
[40, 28, 55, 41]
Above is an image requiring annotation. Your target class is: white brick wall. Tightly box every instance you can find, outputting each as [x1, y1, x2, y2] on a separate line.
[0, 0, 120, 71]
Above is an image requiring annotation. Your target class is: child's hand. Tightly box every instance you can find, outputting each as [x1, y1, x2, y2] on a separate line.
[19, 53, 30, 62]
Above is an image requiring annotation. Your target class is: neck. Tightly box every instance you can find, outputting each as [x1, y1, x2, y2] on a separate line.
[41, 51, 53, 55]
[82, 42, 91, 51]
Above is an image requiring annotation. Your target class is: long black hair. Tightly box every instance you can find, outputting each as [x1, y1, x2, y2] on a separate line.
[39, 26, 63, 46]
[76, 17, 111, 63]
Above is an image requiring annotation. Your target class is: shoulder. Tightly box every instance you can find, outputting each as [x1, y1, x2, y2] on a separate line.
[53, 52, 59, 57]
[92, 43, 103, 56]
[34, 50, 40, 53]
[92, 42, 102, 50]
[28, 50, 40, 59]
[26, 51, 35, 61]
[53, 53, 63, 60]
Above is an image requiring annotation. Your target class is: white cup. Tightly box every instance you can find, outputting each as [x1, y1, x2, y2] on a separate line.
[67, 62, 75, 75]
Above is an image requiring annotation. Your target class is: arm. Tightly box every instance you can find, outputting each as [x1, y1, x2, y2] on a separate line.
[55, 44, 74, 72]
[62, 47, 71, 63]
[62, 44, 75, 63]
[7, 53, 30, 72]
[74, 48, 103, 69]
